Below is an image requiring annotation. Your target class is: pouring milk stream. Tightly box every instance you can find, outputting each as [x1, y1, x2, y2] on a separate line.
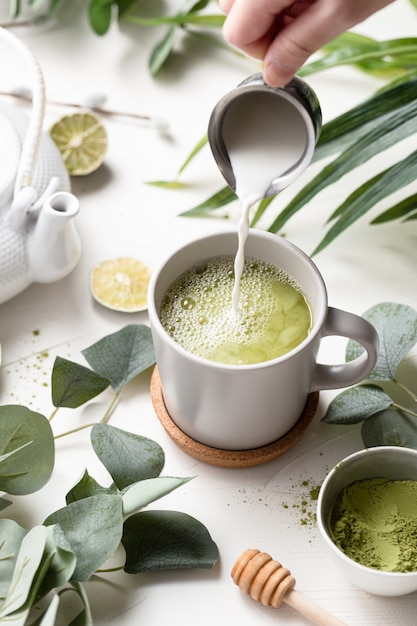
[207, 74, 322, 315]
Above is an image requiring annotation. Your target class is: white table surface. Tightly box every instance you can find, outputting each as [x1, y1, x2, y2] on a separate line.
[1, 1, 417, 624]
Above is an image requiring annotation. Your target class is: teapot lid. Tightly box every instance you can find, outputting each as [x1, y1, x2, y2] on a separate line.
[0, 108, 21, 211]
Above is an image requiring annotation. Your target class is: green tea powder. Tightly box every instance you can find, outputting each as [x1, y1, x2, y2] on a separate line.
[330, 477, 417, 572]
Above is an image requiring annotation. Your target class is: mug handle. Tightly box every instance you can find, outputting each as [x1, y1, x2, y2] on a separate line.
[310, 306, 379, 392]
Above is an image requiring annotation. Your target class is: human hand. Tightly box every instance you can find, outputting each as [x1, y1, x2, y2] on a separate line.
[219, 0, 396, 86]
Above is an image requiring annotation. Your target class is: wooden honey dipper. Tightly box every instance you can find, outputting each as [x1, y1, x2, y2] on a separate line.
[232, 549, 348, 626]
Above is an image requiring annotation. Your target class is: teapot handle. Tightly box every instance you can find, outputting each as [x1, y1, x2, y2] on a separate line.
[0, 26, 45, 196]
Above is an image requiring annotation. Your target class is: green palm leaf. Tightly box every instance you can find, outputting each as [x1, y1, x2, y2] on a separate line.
[314, 77, 417, 159]
[267, 96, 417, 234]
[180, 186, 236, 216]
[371, 193, 417, 224]
[312, 149, 417, 254]
[299, 38, 417, 78]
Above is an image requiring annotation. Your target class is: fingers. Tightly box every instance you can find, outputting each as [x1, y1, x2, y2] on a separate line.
[263, 0, 344, 85]
[219, 0, 234, 12]
[222, 0, 295, 60]
[262, 0, 394, 86]
[220, 0, 396, 87]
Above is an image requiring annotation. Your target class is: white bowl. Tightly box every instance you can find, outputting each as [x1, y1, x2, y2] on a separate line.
[317, 446, 417, 596]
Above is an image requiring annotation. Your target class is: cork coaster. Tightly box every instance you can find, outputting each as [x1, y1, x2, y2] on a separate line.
[150, 367, 319, 468]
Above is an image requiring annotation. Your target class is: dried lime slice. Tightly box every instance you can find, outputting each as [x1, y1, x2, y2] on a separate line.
[90, 258, 152, 312]
[49, 111, 108, 176]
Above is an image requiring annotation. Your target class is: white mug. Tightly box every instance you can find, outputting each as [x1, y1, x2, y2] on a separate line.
[148, 230, 379, 450]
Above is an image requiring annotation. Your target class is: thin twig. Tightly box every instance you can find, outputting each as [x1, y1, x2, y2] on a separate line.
[0, 89, 166, 127]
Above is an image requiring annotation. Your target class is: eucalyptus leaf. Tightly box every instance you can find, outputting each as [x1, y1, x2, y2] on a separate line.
[44, 494, 123, 582]
[68, 582, 93, 626]
[66, 469, 119, 504]
[0, 406, 54, 495]
[0, 497, 12, 511]
[91, 424, 165, 489]
[0, 525, 47, 618]
[82, 325, 155, 393]
[361, 407, 417, 449]
[122, 476, 193, 518]
[0, 519, 27, 608]
[30, 593, 59, 626]
[38, 525, 77, 595]
[52, 356, 110, 408]
[322, 384, 393, 424]
[122, 510, 219, 573]
[346, 303, 417, 381]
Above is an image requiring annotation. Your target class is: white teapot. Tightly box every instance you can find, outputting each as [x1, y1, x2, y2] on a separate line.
[0, 26, 81, 305]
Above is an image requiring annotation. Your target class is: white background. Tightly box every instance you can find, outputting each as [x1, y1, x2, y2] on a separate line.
[1, 0, 417, 624]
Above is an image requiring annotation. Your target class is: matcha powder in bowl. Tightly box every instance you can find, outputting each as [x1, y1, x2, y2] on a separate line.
[329, 477, 417, 573]
[317, 446, 417, 596]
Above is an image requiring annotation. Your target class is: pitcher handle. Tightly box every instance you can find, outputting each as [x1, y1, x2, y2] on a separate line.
[310, 306, 379, 392]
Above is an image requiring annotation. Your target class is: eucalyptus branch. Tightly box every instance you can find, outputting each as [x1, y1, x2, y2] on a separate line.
[54, 422, 97, 439]
[391, 402, 417, 419]
[393, 378, 417, 403]
[100, 391, 121, 424]
[49, 406, 59, 422]
[0, 323, 218, 626]
[95, 565, 124, 573]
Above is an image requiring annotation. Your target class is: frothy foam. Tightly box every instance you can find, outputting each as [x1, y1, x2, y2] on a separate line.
[159, 255, 311, 365]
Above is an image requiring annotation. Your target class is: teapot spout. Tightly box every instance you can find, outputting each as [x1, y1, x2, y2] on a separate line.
[28, 191, 81, 283]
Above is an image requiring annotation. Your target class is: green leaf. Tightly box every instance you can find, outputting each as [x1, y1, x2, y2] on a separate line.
[322, 384, 393, 424]
[346, 303, 417, 381]
[180, 186, 237, 216]
[0, 497, 12, 511]
[68, 582, 93, 626]
[30, 593, 59, 626]
[177, 134, 208, 175]
[122, 476, 193, 518]
[82, 324, 155, 393]
[122, 510, 219, 573]
[88, 0, 114, 35]
[145, 180, 188, 189]
[371, 192, 417, 223]
[250, 195, 276, 227]
[361, 407, 417, 449]
[10, 0, 21, 18]
[0, 406, 54, 495]
[44, 494, 123, 582]
[300, 38, 417, 77]
[38, 525, 77, 594]
[312, 148, 417, 254]
[0, 525, 47, 618]
[66, 469, 119, 504]
[313, 78, 417, 161]
[0, 519, 27, 608]
[91, 424, 165, 489]
[268, 99, 417, 235]
[149, 25, 176, 75]
[178, 13, 225, 27]
[45, 0, 67, 15]
[51, 356, 110, 408]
